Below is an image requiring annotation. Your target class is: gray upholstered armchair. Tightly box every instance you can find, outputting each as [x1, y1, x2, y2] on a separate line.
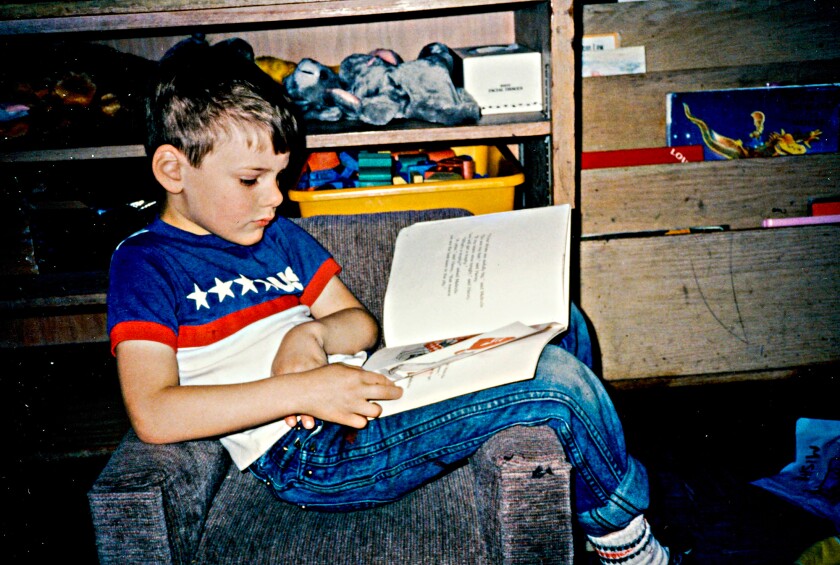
[88, 209, 575, 564]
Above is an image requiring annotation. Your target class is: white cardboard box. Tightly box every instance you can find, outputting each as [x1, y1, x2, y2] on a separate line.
[452, 44, 543, 115]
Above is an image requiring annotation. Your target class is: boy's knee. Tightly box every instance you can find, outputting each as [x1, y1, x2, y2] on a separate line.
[535, 345, 607, 401]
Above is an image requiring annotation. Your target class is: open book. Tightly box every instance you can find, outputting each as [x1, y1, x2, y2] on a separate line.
[363, 205, 572, 416]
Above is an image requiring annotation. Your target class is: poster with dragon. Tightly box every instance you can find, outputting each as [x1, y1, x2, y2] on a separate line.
[667, 84, 839, 160]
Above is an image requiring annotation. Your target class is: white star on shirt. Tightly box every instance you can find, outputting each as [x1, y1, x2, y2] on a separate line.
[208, 277, 235, 303]
[187, 283, 209, 310]
[234, 274, 258, 295]
[256, 278, 276, 291]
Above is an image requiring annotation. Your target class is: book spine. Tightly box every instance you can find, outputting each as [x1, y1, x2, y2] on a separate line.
[762, 214, 840, 228]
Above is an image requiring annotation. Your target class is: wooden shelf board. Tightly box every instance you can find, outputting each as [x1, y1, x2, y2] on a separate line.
[0, 0, 538, 35]
[0, 145, 147, 163]
[1, 114, 550, 162]
[308, 114, 550, 148]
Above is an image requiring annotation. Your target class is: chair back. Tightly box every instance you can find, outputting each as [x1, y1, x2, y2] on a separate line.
[293, 209, 471, 342]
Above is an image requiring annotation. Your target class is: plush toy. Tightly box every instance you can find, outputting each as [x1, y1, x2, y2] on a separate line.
[338, 42, 481, 126]
[282, 43, 480, 127]
[397, 42, 480, 126]
[282, 58, 350, 122]
[255, 56, 298, 85]
[337, 52, 405, 125]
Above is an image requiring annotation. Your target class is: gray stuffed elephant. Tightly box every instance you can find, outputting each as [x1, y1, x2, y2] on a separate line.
[283, 43, 481, 126]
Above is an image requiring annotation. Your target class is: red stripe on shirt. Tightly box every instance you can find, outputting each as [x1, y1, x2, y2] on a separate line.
[177, 294, 301, 348]
[300, 257, 341, 306]
[110, 321, 177, 355]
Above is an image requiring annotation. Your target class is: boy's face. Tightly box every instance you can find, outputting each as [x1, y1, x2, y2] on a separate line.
[162, 127, 290, 246]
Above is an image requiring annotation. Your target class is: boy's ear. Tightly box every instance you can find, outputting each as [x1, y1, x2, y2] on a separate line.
[152, 144, 188, 194]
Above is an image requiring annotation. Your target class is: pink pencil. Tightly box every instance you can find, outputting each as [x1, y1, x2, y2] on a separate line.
[762, 214, 840, 228]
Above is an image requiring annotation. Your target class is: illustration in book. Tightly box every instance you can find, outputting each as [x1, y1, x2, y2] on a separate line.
[667, 84, 840, 160]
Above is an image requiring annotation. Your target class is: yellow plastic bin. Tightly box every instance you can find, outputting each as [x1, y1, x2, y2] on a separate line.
[289, 145, 523, 217]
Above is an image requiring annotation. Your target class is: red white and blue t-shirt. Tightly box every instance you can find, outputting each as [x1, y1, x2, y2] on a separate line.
[107, 217, 356, 469]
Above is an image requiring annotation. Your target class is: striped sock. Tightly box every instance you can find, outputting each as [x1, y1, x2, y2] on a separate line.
[587, 515, 669, 564]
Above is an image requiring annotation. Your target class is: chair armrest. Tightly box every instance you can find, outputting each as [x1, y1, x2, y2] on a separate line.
[470, 425, 575, 564]
[88, 430, 230, 565]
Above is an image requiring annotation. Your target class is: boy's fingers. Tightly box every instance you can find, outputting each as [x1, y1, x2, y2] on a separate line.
[362, 372, 403, 395]
[367, 401, 384, 419]
[378, 383, 403, 399]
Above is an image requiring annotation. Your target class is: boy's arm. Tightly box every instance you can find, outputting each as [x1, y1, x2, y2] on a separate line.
[118, 340, 399, 443]
[272, 276, 379, 375]
[117, 276, 397, 445]
[271, 275, 382, 429]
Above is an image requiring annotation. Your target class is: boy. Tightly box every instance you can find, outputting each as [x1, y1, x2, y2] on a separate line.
[107, 39, 680, 564]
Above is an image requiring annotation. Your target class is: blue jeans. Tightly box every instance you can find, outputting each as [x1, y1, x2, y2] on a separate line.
[249, 306, 649, 536]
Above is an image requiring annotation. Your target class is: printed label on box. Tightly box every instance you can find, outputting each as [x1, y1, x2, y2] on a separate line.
[582, 33, 620, 52]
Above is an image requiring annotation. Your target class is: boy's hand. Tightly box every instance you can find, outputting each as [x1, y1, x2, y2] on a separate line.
[272, 321, 328, 429]
[272, 320, 400, 429]
[281, 363, 403, 429]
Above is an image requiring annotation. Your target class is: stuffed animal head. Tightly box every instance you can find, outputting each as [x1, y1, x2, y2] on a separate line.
[283, 58, 347, 122]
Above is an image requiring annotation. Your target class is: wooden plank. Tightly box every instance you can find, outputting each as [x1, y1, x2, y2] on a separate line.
[580, 153, 840, 236]
[0, 0, 534, 35]
[582, 0, 840, 74]
[1, 119, 550, 163]
[306, 115, 550, 150]
[0, 311, 108, 348]
[579, 226, 840, 381]
[0, 145, 147, 163]
[546, 0, 576, 206]
[581, 60, 839, 152]
[0, 0, 533, 20]
[605, 368, 808, 390]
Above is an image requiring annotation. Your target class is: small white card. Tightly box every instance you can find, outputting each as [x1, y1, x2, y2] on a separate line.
[582, 45, 646, 78]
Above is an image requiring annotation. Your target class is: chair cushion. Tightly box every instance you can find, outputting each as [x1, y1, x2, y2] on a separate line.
[195, 463, 489, 564]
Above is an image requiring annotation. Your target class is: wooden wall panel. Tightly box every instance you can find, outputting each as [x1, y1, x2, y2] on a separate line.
[580, 153, 840, 235]
[580, 226, 840, 381]
[98, 13, 515, 66]
[582, 0, 840, 74]
[580, 0, 840, 383]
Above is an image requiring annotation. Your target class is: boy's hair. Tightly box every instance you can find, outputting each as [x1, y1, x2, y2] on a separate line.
[145, 37, 304, 169]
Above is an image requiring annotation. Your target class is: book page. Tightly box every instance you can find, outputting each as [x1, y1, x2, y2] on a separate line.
[365, 321, 553, 378]
[377, 324, 562, 417]
[382, 206, 570, 347]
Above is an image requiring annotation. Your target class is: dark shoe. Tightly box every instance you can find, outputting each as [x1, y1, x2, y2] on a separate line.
[668, 547, 695, 564]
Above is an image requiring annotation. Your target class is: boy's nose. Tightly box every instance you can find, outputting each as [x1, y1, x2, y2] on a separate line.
[265, 183, 284, 208]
